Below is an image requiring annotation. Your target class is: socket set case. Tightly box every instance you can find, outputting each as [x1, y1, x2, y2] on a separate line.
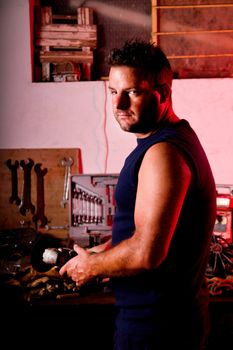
[69, 174, 119, 247]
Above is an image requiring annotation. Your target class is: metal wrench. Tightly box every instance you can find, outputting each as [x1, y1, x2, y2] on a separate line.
[60, 156, 73, 208]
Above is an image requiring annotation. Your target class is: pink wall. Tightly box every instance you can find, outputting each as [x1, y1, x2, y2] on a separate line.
[0, 1, 233, 185]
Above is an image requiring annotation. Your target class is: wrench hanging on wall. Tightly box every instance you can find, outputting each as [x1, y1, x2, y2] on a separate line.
[6, 159, 21, 206]
[60, 156, 73, 208]
[19, 158, 35, 216]
[32, 163, 48, 229]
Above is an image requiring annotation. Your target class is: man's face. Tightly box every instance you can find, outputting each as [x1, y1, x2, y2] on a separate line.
[108, 66, 162, 135]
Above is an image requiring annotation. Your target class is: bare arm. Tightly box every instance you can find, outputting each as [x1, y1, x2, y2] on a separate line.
[87, 236, 112, 253]
[60, 142, 191, 286]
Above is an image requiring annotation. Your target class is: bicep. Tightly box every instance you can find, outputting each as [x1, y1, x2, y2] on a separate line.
[134, 142, 192, 267]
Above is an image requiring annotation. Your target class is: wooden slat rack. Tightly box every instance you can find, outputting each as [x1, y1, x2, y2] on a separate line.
[35, 6, 97, 82]
[151, 1, 233, 78]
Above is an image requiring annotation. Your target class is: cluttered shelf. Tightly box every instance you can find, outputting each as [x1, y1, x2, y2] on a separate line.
[0, 225, 233, 305]
[2, 266, 232, 307]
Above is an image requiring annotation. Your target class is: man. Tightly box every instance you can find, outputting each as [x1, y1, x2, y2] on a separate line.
[60, 40, 216, 350]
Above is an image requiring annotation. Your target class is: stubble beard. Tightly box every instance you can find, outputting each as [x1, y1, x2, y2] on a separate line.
[115, 110, 158, 134]
[114, 96, 160, 134]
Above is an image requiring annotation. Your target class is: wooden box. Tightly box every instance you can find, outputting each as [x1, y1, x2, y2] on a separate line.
[35, 6, 97, 81]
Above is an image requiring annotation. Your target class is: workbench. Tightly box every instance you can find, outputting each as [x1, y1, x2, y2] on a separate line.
[1, 287, 116, 350]
[1, 282, 233, 350]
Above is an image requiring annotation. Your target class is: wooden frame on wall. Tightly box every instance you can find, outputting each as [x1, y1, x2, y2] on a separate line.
[151, 0, 233, 78]
[30, 0, 151, 81]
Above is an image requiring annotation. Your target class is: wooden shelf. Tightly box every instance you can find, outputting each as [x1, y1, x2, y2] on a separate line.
[34, 6, 97, 82]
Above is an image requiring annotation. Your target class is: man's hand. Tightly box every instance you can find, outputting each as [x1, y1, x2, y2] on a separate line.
[59, 244, 95, 287]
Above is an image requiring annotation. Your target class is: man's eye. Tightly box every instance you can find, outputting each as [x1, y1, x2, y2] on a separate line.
[109, 89, 117, 95]
[129, 90, 139, 96]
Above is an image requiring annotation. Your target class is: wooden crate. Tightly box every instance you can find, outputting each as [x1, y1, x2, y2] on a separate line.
[35, 6, 97, 81]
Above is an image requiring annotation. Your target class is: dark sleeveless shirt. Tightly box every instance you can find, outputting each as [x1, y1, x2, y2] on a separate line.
[111, 119, 216, 313]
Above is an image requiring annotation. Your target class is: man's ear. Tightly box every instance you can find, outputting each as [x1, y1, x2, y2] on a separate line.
[159, 84, 171, 103]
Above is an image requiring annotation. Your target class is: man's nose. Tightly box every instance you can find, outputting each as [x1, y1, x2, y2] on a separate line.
[115, 93, 130, 110]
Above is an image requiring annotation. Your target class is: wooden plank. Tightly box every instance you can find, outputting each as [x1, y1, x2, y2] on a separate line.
[84, 8, 94, 25]
[36, 38, 96, 49]
[42, 62, 50, 81]
[0, 149, 82, 231]
[41, 6, 52, 25]
[52, 15, 77, 21]
[40, 51, 93, 64]
[34, 6, 52, 26]
[36, 24, 97, 33]
[152, 1, 158, 45]
[77, 7, 83, 25]
[36, 30, 97, 49]
[151, 1, 233, 9]
[82, 63, 92, 81]
[35, 24, 97, 49]
[36, 30, 97, 41]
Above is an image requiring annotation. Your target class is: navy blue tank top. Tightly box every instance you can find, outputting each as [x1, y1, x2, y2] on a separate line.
[111, 119, 216, 308]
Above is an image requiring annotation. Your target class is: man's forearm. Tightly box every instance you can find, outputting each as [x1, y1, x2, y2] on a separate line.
[87, 237, 112, 253]
[88, 234, 146, 279]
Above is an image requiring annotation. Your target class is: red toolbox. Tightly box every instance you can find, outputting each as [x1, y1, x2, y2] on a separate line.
[214, 184, 233, 243]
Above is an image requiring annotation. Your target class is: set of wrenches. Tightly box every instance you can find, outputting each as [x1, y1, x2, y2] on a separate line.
[72, 187, 103, 225]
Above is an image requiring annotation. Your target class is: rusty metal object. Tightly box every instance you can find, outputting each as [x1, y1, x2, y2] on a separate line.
[19, 158, 35, 216]
[5, 159, 21, 206]
[32, 163, 48, 228]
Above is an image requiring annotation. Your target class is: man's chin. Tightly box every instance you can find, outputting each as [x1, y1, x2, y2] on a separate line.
[118, 121, 132, 132]
[117, 121, 147, 134]
[119, 124, 136, 133]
